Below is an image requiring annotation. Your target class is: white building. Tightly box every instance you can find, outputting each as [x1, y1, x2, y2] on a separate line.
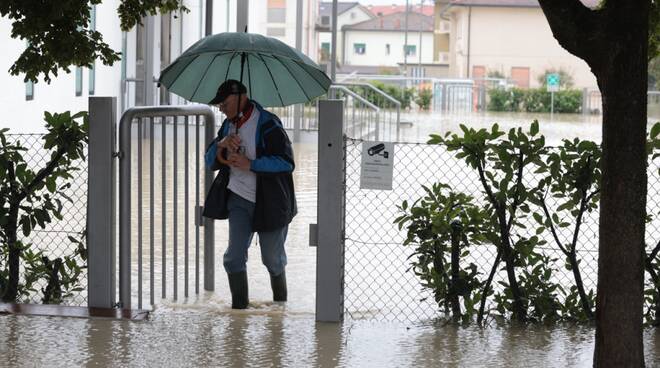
[445, 0, 599, 89]
[0, 0, 319, 133]
[316, 2, 374, 65]
[341, 12, 434, 74]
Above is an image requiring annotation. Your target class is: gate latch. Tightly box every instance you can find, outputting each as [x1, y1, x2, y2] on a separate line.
[309, 223, 318, 247]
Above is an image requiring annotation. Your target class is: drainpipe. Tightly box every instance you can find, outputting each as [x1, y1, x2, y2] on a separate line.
[466, 6, 471, 78]
[330, 0, 338, 82]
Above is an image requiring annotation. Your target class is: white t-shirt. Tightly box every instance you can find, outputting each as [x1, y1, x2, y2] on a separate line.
[227, 107, 260, 203]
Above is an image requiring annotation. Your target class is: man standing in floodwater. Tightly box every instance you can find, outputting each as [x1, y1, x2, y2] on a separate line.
[203, 79, 297, 309]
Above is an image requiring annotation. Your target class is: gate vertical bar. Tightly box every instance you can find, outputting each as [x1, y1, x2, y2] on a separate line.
[316, 99, 345, 322]
[185, 116, 190, 298]
[137, 118, 143, 309]
[162, 116, 167, 298]
[195, 116, 200, 293]
[204, 114, 215, 291]
[88, 96, 117, 308]
[173, 116, 178, 300]
[150, 117, 155, 306]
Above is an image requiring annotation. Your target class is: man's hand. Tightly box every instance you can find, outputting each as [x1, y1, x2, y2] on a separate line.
[219, 134, 241, 152]
[228, 152, 251, 171]
[216, 134, 241, 165]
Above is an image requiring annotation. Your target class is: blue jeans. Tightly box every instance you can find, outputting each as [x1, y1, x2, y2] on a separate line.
[224, 191, 288, 275]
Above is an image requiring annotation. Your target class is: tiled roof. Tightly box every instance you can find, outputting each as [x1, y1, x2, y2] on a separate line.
[343, 12, 433, 32]
[318, 2, 360, 17]
[366, 4, 434, 17]
[450, 0, 600, 8]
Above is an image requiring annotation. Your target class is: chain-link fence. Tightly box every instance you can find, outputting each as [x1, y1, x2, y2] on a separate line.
[4, 134, 88, 306]
[343, 138, 660, 322]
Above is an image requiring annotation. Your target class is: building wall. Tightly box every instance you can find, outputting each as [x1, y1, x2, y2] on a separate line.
[0, 1, 125, 133]
[249, 0, 319, 60]
[449, 6, 598, 89]
[0, 0, 321, 134]
[318, 6, 373, 62]
[343, 31, 434, 67]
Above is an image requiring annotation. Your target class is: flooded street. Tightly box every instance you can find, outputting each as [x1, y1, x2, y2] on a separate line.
[2, 306, 660, 367]
[3, 111, 660, 367]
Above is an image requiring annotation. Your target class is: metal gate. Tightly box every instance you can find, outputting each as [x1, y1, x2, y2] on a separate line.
[117, 105, 217, 309]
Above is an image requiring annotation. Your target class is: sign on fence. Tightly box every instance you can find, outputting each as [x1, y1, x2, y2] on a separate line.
[360, 142, 394, 190]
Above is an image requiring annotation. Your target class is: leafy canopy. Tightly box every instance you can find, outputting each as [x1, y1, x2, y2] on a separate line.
[0, 0, 188, 83]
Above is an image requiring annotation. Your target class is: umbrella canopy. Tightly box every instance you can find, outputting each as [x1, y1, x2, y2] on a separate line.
[158, 32, 331, 107]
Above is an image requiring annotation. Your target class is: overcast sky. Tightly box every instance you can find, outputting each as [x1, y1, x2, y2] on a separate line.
[359, 0, 418, 5]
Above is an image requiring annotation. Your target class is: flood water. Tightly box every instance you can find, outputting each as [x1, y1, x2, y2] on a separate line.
[3, 111, 660, 367]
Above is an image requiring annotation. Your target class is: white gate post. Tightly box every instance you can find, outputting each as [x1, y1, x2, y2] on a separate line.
[88, 97, 117, 308]
[316, 100, 345, 322]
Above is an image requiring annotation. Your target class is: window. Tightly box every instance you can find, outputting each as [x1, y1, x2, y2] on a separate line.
[353, 43, 366, 55]
[350, 12, 356, 19]
[321, 16, 330, 25]
[25, 79, 34, 101]
[385, 44, 390, 55]
[75, 67, 83, 96]
[267, 0, 286, 23]
[511, 67, 530, 88]
[267, 27, 286, 37]
[320, 42, 330, 61]
[404, 45, 416, 57]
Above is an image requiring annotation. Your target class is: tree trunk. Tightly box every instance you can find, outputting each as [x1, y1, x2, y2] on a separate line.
[537, 1, 649, 366]
[593, 46, 647, 368]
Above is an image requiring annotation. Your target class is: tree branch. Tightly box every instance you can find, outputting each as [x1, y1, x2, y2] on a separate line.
[537, 0, 605, 69]
[569, 189, 589, 254]
[506, 151, 524, 232]
[18, 147, 66, 202]
[539, 195, 569, 256]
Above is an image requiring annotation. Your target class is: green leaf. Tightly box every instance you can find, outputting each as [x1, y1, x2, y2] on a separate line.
[651, 122, 660, 140]
[530, 120, 539, 136]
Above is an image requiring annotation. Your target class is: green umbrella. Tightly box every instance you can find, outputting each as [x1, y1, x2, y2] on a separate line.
[158, 32, 331, 107]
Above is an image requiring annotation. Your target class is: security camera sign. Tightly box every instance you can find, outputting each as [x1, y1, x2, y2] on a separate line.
[360, 141, 394, 190]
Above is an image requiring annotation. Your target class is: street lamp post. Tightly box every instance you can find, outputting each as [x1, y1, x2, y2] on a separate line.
[404, 0, 409, 78]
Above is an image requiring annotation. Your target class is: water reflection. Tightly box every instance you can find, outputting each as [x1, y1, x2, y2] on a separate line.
[4, 111, 659, 367]
[2, 307, 660, 366]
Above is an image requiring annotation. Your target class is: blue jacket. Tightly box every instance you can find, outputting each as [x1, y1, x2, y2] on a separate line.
[202, 101, 297, 232]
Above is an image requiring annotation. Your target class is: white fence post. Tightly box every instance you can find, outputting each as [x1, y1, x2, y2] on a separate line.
[316, 100, 345, 322]
[88, 97, 117, 308]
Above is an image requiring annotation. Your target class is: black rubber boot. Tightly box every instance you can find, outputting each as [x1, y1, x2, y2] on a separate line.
[228, 271, 249, 309]
[270, 270, 287, 302]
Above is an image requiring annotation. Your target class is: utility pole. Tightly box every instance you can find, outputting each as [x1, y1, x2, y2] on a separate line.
[205, 0, 213, 36]
[293, 0, 303, 142]
[418, 0, 424, 83]
[404, 0, 409, 78]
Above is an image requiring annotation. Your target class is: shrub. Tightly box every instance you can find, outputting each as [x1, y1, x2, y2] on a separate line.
[488, 88, 525, 112]
[415, 88, 433, 110]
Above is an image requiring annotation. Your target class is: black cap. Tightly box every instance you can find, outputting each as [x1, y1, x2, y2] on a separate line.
[208, 79, 247, 104]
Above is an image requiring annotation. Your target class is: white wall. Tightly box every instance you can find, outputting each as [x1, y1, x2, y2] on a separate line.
[0, 0, 319, 134]
[450, 6, 598, 89]
[0, 1, 124, 134]
[318, 5, 373, 62]
[343, 31, 434, 67]
[247, 0, 319, 60]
